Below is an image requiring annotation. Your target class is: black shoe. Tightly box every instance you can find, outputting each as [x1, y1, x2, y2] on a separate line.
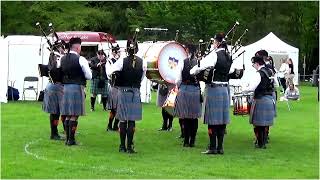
[127, 148, 137, 154]
[189, 143, 195, 147]
[66, 140, 77, 146]
[50, 134, 64, 141]
[119, 145, 127, 153]
[201, 149, 217, 154]
[183, 143, 189, 147]
[255, 144, 266, 149]
[176, 135, 184, 139]
[106, 126, 113, 131]
[167, 127, 173, 132]
[217, 149, 224, 154]
[158, 128, 167, 131]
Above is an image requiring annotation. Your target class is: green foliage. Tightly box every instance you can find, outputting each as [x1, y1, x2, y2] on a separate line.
[1, 85, 319, 178]
[1, 1, 319, 73]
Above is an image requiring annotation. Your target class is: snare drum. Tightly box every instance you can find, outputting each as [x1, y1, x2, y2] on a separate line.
[143, 41, 187, 84]
[232, 93, 253, 115]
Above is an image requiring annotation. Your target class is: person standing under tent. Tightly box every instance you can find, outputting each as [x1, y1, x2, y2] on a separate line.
[286, 58, 295, 87]
[174, 43, 202, 147]
[60, 37, 92, 146]
[42, 41, 66, 140]
[105, 44, 121, 131]
[278, 59, 290, 93]
[242, 56, 276, 149]
[191, 32, 232, 155]
[89, 50, 109, 111]
[109, 38, 146, 153]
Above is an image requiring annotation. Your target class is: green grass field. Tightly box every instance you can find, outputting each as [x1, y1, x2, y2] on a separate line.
[1, 84, 319, 179]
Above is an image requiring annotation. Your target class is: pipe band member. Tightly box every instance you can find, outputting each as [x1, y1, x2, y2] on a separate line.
[157, 82, 175, 132]
[60, 37, 92, 146]
[242, 56, 276, 149]
[191, 32, 232, 155]
[255, 50, 277, 143]
[105, 44, 121, 131]
[174, 43, 202, 147]
[42, 41, 66, 140]
[108, 38, 146, 153]
[89, 50, 108, 111]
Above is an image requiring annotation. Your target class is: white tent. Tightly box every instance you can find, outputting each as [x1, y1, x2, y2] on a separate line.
[0, 36, 8, 103]
[0, 35, 50, 101]
[241, 32, 299, 85]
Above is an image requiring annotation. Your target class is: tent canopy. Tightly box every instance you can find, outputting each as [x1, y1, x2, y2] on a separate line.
[241, 32, 299, 85]
[245, 32, 298, 53]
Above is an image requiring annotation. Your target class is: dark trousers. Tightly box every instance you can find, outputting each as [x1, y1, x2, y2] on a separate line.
[49, 114, 60, 137]
[279, 77, 287, 92]
[207, 124, 226, 150]
[108, 109, 119, 130]
[179, 118, 184, 137]
[183, 118, 198, 146]
[161, 108, 173, 130]
[254, 126, 268, 148]
[119, 121, 135, 150]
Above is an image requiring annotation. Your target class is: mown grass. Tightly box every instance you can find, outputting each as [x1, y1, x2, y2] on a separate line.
[1, 84, 319, 178]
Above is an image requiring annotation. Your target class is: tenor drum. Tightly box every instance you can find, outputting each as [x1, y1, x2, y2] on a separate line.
[162, 86, 178, 116]
[143, 41, 187, 84]
[232, 93, 253, 115]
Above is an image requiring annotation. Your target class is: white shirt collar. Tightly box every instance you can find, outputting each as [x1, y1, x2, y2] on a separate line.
[257, 65, 265, 71]
[69, 50, 79, 55]
[215, 48, 225, 52]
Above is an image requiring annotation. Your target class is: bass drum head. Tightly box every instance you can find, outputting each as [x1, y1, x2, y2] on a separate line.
[158, 42, 187, 84]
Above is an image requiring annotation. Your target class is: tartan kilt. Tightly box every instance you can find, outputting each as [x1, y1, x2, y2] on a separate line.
[174, 84, 202, 119]
[107, 86, 118, 110]
[90, 78, 109, 97]
[42, 83, 63, 114]
[249, 95, 275, 126]
[60, 84, 86, 116]
[203, 85, 230, 125]
[115, 87, 142, 121]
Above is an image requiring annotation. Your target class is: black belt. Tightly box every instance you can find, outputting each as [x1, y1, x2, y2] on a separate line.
[207, 83, 228, 87]
[181, 82, 199, 86]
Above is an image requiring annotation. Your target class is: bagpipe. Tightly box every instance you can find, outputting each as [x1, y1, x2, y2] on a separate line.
[36, 22, 66, 78]
[197, 21, 249, 80]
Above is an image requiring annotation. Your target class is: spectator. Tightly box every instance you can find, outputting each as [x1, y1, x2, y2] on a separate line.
[278, 58, 289, 92]
[286, 58, 294, 87]
[285, 84, 300, 100]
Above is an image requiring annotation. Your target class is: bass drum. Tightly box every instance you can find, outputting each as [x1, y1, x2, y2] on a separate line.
[143, 41, 187, 84]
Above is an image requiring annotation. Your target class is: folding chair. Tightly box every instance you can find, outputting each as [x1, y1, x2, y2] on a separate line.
[22, 76, 39, 100]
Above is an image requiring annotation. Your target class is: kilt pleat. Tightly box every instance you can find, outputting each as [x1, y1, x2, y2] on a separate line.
[115, 87, 142, 121]
[107, 86, 118, 110]
[174, 84, 202, 119]
[203, 85, 230, 125]
[90, 78, 109, 96]
[61, 84, 86, 116]
[42, 83, 63, 114]
[249, 95, 275, 126]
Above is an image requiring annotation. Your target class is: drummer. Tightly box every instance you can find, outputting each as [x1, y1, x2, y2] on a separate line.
[174, 43, 202, 147]
[242, 56, 276, 149]
[190, 32, 232, 155]
[157, 82, 175, 131]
